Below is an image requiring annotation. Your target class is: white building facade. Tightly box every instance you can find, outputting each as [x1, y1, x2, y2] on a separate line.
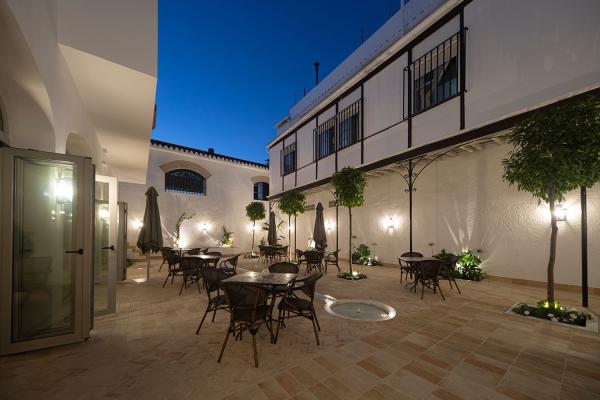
[267, 0, 600, 290]
[119, 140, 269, 255]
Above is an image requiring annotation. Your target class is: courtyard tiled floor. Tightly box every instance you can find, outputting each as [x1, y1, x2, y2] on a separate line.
[1, 259, 600, 400]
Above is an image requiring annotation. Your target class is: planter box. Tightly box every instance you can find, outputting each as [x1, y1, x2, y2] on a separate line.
[505, 303, 598, 334]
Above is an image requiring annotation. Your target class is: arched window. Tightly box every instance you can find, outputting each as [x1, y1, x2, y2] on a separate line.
[253, 182, 269, 200]
[165, 169, 206, 196]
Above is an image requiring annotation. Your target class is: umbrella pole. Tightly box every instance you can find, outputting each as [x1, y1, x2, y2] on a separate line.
[146, 254, 150, 281]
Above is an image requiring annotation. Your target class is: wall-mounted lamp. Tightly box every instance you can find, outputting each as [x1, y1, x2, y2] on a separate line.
[201, 223, 209, 233]
[387, 217, 395, 230]
[555, 204, 567, 222]
[325, 221, 333, 233]
[289, 224, 294, 232]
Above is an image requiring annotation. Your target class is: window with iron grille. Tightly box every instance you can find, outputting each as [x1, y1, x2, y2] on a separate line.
[315, 116, 336, 160]
[253, 182, 269, 200]
[411, 32, 460, 115]
[165, 169, 206, 196]
[337, 100, 361, 150]
[281, 143, 296, 176]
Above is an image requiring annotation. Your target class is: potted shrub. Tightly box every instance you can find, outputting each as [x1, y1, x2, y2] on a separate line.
[245, 201, 266, 256]
[503, 96, 600, 323]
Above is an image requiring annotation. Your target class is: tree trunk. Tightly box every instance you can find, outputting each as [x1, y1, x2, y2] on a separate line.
[294, 215, 297, 260]
[288, 215, 291, 260]
[348, 207, 353, 274]
[547, 195, 558, 306]
[251, 220, 255, 255]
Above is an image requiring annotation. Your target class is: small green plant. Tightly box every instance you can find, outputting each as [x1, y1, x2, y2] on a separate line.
[173, 213, 195, 247]
[337, 271, 368, 281]
[278, 191, 305, 257]
[455, 250, 484, 281]
[351, 243, 381, 266]
[512, 301, 592, 327]
[221, 226, 234, 247]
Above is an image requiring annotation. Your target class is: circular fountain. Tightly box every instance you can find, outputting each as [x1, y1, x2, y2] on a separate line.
[324, 299, 396, 321]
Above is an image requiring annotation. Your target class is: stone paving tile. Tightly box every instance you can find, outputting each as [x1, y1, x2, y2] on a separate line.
[1, 259, 599, 400]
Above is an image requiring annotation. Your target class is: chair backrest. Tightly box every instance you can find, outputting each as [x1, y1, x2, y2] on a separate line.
[417, 260, 443, 280]
[166, 252, 180, 267]
[222, 282, 268, 321]
[268, 262, 299, 274]
[295, 249, 305, 258]
[304, 250, 324, 263]
[401, 251, 423, 257]
[180, 256, 201, 272]
[161, 247, 173, 258]
[297, 272, 323, 300]
[326, 250, 339, 261]
[201, 267, 230, 293]
[187, 248, 202, 256]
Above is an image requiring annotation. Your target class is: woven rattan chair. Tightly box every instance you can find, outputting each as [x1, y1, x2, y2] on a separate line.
[324, 249, 340, 273]
[162, 252, 181, 287]
[206, 251, 222, 267]
[413, 260, 445, 300]
[399, 251, 423, 282]
[275, 272, 323, 345]
[219, 255, 239, 276]
[268, 262, 300, 274]
[186, 247, 202, 256]
[196, 268, 230, 334]
[304, 250, 324, 274]
[438, 253, 461, 294]
[178, 257, 202, 295]
[159, 247, 173, 272]
[218, 283, 274, 367]
[295, 249, 306, 268]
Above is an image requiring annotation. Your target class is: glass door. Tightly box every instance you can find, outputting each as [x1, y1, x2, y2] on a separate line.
[0, 147, 93, 355]
[94, 175, 117, 316]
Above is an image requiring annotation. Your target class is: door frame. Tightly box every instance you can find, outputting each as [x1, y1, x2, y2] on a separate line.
[0, 147, 94, 355]
[94, 174, 118, 316]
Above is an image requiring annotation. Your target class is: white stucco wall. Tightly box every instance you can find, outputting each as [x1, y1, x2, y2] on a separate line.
[277, 143, 599, 289]
[119, 145, 269, 253]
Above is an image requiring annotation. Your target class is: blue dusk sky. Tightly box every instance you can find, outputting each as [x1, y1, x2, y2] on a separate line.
[153, 1, 399, 164]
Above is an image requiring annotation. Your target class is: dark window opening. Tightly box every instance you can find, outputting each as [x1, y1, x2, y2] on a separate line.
[165, 169, 206, 196]
[412, 32, 460, 115]
[315, 116, 336, 160]
[281, 143, 296, 176]
[338, 100, 361, 150]
[254, 182, 269, 200]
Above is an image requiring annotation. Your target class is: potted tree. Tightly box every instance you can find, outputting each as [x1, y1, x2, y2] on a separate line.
[278, 190, 305, 259]
[331, 167, 366, 277]
[245, 201, 266, 257]
[503, 96, 600, 324]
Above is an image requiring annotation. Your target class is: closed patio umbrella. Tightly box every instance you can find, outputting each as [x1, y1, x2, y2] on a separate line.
[137, 186, 163, 281]
[267, 211, 277, 246]
[313, 202, 327, 250]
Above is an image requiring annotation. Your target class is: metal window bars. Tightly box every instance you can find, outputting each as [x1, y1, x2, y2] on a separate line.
[337, 100, 361, 150]
[165, 169, 206, 196]
[314, 116, 336, 160]
[281, 142, 296, 176]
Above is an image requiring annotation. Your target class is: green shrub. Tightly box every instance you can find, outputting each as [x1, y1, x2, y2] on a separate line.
[513, 301, 592, 326]
[351, 243, 381, 266]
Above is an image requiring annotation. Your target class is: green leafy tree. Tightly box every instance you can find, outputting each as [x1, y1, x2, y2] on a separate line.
[245, 201, 266, 254]
[502, 97, 600, 306]
[331, 167, 366, 273]
[278, 190, 305, 257]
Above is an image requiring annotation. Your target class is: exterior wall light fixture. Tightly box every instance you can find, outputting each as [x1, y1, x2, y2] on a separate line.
[387, 217, 395, 230]
[555, 205, 567, 222]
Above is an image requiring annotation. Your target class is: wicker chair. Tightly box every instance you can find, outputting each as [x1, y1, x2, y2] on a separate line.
[275, 272, 323, 345]
[413, 260, 445, 300]
[276, 246, 289, 262]
[304, 250, 324, 274]
[178, 257, 202, 295]
[162, 252, 181, 287]
[438, 253, 461, 294]
[196, 268, 230, 334]
[159, 247, 173, 272]
[258, 245, 267, 262]
[206, 251, 222, 267]
[399, 251, 423, 282]
[324, 249, 340, 273]
[295, 249, 306, 268]
[268, 262, 300, 274]
[219, 255, 239, 276]
[186, 247, 202, 256]
[218, 283, 274, 367]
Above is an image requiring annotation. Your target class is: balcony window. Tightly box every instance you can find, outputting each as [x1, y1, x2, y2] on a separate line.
[315, 116, 336, 160]
[253, 182, 269, 200]
[337, 100, 361, 150]
[281, 143, 296, 176]
[165, 169, 206, 196]
[412, 32, 460, 115]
